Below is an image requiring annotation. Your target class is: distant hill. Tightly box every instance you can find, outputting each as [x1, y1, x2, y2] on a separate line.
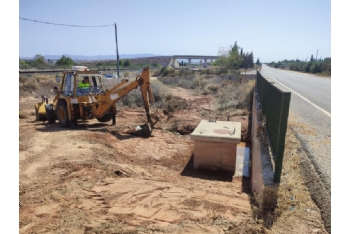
[20, 54, 172, 61]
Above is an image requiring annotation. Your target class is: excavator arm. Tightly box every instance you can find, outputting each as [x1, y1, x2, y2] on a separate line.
[92, 67, 159, 136]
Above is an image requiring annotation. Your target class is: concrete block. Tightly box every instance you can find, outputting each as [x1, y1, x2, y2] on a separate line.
[251, 86, 277, 211]
[190, 120, 241, 173]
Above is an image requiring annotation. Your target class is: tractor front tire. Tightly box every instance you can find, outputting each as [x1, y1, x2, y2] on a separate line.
[45, 104, 56, 124]
[57, 101, 70, 127]
[97, 114, 114, 123]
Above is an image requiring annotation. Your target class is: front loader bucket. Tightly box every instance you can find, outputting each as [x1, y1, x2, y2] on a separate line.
[35, 102, 48, 121]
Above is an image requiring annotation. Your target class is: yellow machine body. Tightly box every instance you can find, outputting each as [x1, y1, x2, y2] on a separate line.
[34, 96, 50, 121]
[34, 67, 159, 137]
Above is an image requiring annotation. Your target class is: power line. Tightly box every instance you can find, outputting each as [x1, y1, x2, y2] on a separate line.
[19, 17, 114, 27]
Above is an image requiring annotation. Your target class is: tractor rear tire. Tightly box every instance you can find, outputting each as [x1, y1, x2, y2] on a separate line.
[45, 104, 56, 124]
[57, 101, 70, 127]
[97, 114, 114, 123]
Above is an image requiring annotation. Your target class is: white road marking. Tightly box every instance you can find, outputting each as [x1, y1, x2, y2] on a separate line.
[269, 75, 331, 117]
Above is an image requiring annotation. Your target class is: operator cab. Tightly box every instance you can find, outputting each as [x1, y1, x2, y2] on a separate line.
[58, 70, 105, 97]
[68, 66, 104, 96]
[76, 74, 104, 96]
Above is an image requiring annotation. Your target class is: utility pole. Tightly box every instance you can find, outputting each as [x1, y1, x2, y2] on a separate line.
[315, 49, 318, 61]
[114, 23, 120, 78]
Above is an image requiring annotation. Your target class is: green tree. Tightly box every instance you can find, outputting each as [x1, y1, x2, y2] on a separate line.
[248, 52, 254, 68]
[123, 59, 130, 67]
[56, 55, 74, 67]
[33, 54, 47, 69]
[229, 41, 243, 69]
[304, 62, 311, 72]
[216, 41, 243, 71]
[19, 60, 30, 69]
[242, 52, 254, 74]
[310, 62, 321, 73]
[321, 58, 331, 74]
[256, 58, 260, 65]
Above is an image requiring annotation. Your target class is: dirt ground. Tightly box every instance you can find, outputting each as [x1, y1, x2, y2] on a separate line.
[19, 84, 327, 233]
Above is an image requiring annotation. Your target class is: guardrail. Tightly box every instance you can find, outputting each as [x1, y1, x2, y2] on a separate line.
[256, 71, 291, 183]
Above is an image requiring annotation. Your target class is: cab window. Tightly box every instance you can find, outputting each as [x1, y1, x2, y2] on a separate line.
[62, 73, 74, 96]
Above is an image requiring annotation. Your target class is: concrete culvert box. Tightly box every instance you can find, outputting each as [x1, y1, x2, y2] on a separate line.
[190, 120, 241, 173]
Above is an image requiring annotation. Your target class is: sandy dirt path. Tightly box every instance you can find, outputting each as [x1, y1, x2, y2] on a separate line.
[19, 86, 261, 233]
[19, 83, 327, 233]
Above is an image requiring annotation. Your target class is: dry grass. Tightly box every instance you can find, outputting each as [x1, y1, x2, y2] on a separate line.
[157, 72, 255, 115]
[288, 115, 318, 136]
[19, 74, 57, 97]
[215, 79, 255, 111]
[248, 113, 327, 233]
[19, 111, 29, 119]
[262, 126, 326, 232]
[203, 83, 220, 94]
[120, 79, 173, 108]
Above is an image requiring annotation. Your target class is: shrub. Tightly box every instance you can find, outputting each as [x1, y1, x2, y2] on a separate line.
[19, 74, 58, 97]
[120, 90, 141, 107]
[20, 78, 39, 92]
[158, 77, 180, 86]
[205, 83, 219, 94]
[150, 80, 173, 103]
[179, 79, 196, 89]
[310, 62, 322, 74]
[121, 80, 172, 108]
[214, 79, 255, 111]
[193, 76, 206, 89]
[235, 80, 255, 109]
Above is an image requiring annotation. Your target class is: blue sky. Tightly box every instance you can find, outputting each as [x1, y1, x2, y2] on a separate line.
[18, 0, 331, 63]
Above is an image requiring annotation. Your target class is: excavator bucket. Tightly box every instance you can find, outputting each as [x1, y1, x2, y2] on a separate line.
[129, 113, 160, 138]
[134, 122, 153, 138]
[132, 111, 160, 137]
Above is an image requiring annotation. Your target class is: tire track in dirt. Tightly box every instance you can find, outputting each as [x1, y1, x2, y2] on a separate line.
[81, 178, 252, 228]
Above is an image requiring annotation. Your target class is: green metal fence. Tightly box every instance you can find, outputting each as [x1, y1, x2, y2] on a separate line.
[256, 71, 291, 183]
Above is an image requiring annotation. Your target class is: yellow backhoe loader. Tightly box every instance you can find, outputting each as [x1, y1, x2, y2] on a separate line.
[34, 66, 159, 137]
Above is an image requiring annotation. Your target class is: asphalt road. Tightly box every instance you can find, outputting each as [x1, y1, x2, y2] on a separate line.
[260, 64, 331, 194]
